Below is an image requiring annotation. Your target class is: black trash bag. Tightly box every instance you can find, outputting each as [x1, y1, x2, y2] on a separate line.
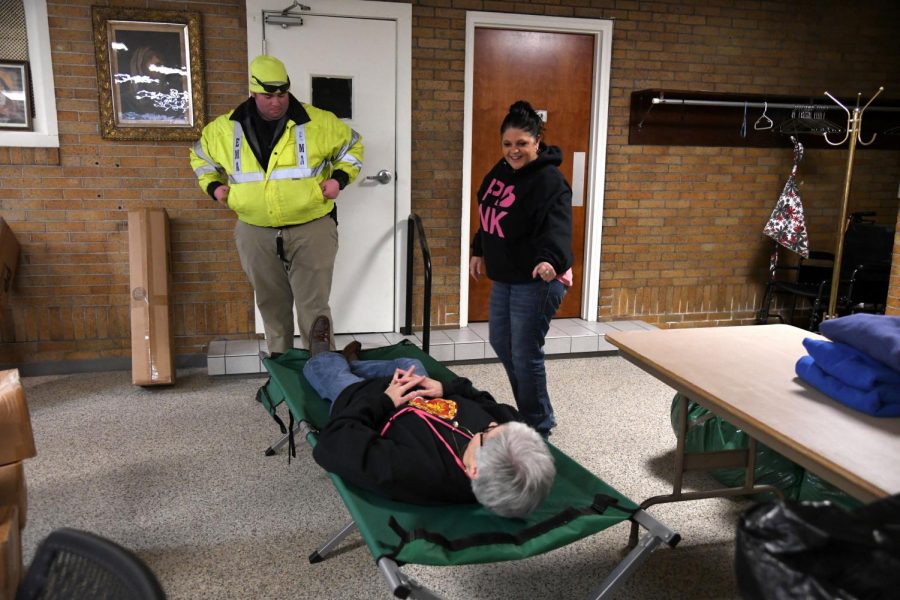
[735, 495, 900, 600]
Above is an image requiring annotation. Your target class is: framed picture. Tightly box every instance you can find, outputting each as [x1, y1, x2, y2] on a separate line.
[0, 61, 32, 131]
[92, 6, 205, 141]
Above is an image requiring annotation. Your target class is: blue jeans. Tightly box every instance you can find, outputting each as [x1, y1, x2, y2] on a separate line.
[488, 279, 566, 435]
[302, 352, 427, 410]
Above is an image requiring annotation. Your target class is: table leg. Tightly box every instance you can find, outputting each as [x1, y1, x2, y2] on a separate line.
[628, 396, 784, 547]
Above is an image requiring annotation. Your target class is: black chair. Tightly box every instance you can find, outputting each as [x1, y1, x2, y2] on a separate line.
[16, 528, 166, 600]
[757, 214, 894, 331]
[813, 219, 894, 328]
[820, 260, 891, 318]
[756, 250, 835, 328]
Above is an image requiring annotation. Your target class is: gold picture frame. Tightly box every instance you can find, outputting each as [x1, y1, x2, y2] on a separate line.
[92, 6, 205, 141]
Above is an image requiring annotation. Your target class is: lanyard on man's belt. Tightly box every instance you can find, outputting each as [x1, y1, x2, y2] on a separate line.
[275, 229, 289, 267]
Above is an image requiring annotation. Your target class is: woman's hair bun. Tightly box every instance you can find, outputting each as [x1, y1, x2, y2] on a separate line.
[501, 100, 543, 138]
[509, 100, 534, 115]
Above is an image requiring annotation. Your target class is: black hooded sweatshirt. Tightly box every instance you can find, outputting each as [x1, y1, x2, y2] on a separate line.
[471, 144, 573, 283]
[312, 376, 521, 505]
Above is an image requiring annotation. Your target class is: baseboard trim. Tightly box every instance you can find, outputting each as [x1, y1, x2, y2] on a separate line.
[0, 354, 208, 377]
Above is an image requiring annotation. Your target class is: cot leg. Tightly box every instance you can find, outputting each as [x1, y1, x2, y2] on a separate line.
[309, 520, 357, 563]
[589, 509, 678, 599]
[264, 421, 308, 456]
[588, 532, 663, 600]
[377, 557, 444, 600]
[588, 533, 661, 600]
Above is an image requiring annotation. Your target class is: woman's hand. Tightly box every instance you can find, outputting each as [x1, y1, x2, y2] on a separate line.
[469, 256, 485, 281]
[384, 366, 425, 407]
[415, 377, 444, 399]
[532, 261, 556, 282]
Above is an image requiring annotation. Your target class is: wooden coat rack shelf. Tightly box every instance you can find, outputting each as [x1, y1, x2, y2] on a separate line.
[629, 89, 900, 150]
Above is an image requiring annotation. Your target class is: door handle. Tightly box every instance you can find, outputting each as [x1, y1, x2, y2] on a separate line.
[365, 169, 393, 184]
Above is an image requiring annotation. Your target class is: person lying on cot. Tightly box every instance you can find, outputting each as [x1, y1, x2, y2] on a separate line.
[302, 315, 556, 518]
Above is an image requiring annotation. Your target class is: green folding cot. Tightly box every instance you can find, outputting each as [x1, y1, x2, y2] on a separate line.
[256, 340, 679, 599]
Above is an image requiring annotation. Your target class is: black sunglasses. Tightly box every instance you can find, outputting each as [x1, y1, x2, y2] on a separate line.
[253, 76, 290, 94]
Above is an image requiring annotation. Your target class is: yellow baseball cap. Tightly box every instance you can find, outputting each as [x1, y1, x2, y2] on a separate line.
[249, 55, 290, 93]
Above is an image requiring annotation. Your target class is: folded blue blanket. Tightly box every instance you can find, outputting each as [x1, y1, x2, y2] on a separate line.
[802, 338, 900, 389]
[819, 314, 900, 372]
[796, 355, 900, 417]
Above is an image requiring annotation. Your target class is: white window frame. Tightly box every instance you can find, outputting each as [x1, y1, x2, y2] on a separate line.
[0, 0, 59, 148]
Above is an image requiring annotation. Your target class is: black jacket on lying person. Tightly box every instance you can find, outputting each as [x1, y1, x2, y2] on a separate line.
[312, 376, 521, 505]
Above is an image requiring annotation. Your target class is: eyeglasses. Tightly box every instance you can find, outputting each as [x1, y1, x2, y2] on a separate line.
[475, 423, 498, 449]
[252, 76, 290, 94]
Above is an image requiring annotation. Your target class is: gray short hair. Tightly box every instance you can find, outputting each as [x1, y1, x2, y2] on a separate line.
[471, 421, 555, 518]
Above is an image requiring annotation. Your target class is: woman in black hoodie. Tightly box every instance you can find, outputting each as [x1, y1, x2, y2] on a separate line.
[469, 100, 573, 438]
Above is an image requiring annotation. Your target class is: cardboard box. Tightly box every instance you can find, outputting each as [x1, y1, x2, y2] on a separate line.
[0, 218, 19, 313]
[0, 370, 35, 467]
[0, 506, 22, 600]
[0, 463, 25, 530]
[128, 209, 175, 386]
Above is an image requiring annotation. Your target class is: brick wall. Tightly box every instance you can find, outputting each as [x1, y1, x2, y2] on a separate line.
[401, 0, 900, 329]
[0, 0, 897, 366]
[0, 0, 249, 364]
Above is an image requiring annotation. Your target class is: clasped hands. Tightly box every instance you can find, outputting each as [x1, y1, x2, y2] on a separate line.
[212, 178, 340, 207]
[384, 366, 443, 408]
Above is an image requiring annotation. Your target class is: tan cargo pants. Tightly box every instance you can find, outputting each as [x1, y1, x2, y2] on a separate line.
[234, 216, 338, 354]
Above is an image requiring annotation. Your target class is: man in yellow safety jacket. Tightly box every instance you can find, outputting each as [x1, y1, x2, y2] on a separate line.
[190, 55, 364, 355]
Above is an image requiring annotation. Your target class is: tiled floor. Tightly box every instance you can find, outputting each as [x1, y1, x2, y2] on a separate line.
[206, 318, 659, 376]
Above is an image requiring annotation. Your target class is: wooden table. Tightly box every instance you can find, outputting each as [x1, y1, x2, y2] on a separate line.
[606, 324, 900, 541]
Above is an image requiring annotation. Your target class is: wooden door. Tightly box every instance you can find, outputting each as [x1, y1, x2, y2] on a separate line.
[468, 28, 594, 321]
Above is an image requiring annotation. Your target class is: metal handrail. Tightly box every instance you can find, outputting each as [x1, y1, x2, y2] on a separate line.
[400, 213, 431, 353]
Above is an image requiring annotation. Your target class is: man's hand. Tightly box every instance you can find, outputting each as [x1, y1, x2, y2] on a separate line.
[320, 178, 340, 200]
[384, 366, 425, 407]
[415, 377, 443, 399]
[213, 185, 230, 207]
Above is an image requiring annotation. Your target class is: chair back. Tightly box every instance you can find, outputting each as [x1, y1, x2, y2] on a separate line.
[16, 528, 165, 600]
[840, 221, 893, 311]
[846, 263, 891, 308]
[796, 251, 834, 286]
[841, 221, 894, 276]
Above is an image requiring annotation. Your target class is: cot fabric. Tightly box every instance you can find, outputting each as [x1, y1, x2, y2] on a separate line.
[260, 341, 638, 566]
[327, 447, 637, 565]
[261, 342, 457, 433]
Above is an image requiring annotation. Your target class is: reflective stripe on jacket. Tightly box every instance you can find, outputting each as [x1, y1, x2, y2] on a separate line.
[190, 101, 363, 227]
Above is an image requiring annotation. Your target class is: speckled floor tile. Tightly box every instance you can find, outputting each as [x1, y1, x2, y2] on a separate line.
[18, 356, 748, 600]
